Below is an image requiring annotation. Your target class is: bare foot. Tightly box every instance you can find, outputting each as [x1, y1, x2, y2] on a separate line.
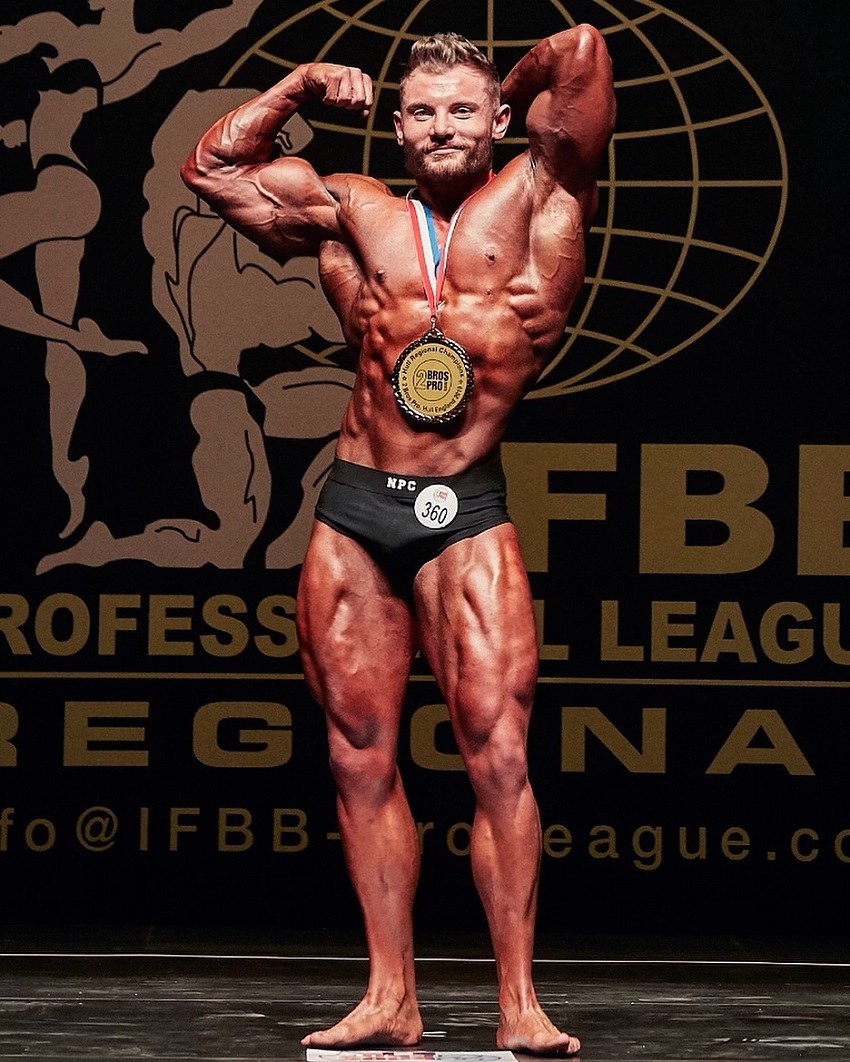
[498, 1006, 581, 1056]
[300, 993, 424, 1049]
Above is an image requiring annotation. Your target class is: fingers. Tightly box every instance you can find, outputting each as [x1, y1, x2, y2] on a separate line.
[321, 65, 373, 116]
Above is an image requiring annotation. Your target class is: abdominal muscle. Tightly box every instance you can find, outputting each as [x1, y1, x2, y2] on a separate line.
[334, 289, 550, 476]
[321, 173, 582, 476]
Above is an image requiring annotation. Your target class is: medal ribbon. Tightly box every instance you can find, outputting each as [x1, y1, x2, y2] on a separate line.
[406, 173, 493, 327]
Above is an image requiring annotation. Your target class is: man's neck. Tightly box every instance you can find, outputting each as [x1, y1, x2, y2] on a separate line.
[414, 169, 492, 220]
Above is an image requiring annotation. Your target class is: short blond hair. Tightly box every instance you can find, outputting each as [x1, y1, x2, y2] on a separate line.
[401, 33, 501, 104]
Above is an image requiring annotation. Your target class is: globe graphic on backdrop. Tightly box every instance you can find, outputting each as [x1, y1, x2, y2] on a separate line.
[222, 0, 787, 397]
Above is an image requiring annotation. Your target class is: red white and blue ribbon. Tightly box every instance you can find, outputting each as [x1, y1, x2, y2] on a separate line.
[405, 173, 493, 323]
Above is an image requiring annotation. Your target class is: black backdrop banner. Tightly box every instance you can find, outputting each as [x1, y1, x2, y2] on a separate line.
[0, 0, 847, 936]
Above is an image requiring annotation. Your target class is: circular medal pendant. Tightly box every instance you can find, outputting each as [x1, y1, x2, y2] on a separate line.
[392, 332, 473, 424]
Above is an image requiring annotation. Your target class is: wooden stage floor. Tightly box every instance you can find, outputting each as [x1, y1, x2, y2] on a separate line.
[0, 931, 847, 1061]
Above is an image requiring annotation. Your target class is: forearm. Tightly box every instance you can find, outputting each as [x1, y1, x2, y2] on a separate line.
[501, 35, 554, 125]
[502, 25, 614, 185]
[503, 25, 603, 121]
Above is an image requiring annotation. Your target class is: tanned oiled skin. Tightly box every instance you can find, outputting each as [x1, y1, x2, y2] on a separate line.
[323, 163, 586, 473]
[184, 25, 614, 1056]
[183, 29, 613, 474]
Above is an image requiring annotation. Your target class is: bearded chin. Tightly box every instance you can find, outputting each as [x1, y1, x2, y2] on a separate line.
[404, 140, 493, 183]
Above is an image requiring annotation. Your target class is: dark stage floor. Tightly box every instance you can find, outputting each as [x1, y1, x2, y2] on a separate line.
[0, 931, 847, 1061]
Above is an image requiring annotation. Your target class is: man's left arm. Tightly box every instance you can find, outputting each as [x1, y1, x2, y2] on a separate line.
[501, 24, 615, 195]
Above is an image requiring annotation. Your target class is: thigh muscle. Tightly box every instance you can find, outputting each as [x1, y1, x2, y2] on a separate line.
[298, 520, 416, 746]
[413, 524, 538, 752]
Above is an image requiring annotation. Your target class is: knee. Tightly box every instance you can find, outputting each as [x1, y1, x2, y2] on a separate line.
[452, 672, 534, 795]
[327, 726, 398, 800]
[459, 718, 530, 803]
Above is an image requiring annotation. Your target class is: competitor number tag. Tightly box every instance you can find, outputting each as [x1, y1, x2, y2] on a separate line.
[392, 333, 473, 424]
[414, 483, 459, 529]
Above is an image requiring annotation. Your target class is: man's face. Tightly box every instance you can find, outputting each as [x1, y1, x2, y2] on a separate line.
[394, 65, 509, 184]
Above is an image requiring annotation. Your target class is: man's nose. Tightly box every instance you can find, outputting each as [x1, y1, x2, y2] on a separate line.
[430, 111, 454, 139]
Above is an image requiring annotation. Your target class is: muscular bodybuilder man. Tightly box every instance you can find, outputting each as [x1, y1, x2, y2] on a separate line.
[183, 25, 614, 1054]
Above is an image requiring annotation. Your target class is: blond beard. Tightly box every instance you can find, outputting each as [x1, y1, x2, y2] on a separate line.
[404, 137, 493, 186]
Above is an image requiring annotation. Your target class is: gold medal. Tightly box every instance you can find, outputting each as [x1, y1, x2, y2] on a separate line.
[395, 180, 492, 425]
[392, 326, 473, 424]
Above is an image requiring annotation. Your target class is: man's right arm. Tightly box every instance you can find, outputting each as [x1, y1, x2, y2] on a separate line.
[181, 63, 373, 259]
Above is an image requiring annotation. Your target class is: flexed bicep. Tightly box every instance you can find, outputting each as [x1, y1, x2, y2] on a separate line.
[182, 62, 375, 261]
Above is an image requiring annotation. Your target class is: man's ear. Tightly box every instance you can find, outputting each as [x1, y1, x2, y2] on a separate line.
[393, 110, 404, 145]
[493, 103, 511, 141]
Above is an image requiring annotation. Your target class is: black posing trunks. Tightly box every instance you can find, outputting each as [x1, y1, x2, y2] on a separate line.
[315, 454, 511, 594]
